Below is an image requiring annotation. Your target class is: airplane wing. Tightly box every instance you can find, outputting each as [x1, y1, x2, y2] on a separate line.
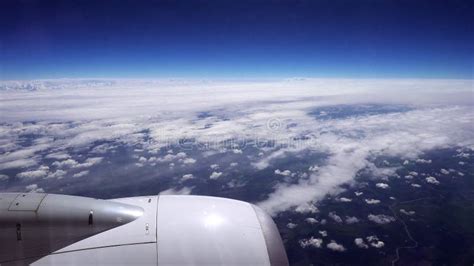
[0, 193, 288, 265]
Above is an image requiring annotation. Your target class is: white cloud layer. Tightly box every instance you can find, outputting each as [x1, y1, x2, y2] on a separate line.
[0, 78, 473, 214]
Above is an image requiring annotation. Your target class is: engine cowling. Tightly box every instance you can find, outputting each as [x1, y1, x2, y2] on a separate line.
[0, 193, 288, 266]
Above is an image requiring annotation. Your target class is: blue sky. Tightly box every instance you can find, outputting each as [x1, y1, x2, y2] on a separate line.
[0, 0, 472, 79]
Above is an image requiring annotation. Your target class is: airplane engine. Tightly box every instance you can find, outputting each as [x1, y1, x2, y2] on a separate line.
[0, 193, 289, 265]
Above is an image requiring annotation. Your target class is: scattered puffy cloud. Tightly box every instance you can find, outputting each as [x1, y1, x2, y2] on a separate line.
[295, 203, 319, 214]
[376, 183, 389, 189]
[209, 171, 223, 179]
[17, 166, 49, 179]
[371, 241, 385, 248]
[305, 218, 318, 224]
[354, 238, 369, 249]
[327, 241, 346, 252]
[0, 174, 9, 181]
[287, 222, 297, 229]
[365, 199, 381, 204]
[25, 184, 44, 193]
[47, 169, 67, 179]
[366, 235, 385, 248]
[440, 169, 450, 175]
[183, 158, 197, 164]
[52, 159, 79, 168]
[181, 174, 194, 181]
[416, 159, 432, 164]
[73, 157, 103, 168]
[345, 216, 360, 224]
[368, 214, 396, 224]
[328, 212, 343, 223]
[274, 169, 292, 176]
[299, 237, 323, 248]
[426, 176, 440, 185]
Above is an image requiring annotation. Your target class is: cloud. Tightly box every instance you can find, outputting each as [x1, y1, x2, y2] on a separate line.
[345, 216, 360, 224]
[370, 241, 385, 248]
[0, 144, 50, 170]
[376, 183, 389, 189]
[337, 197, 352, 202]
[73, 157, 103, 168]
[319, 230, 327, 237]
[354, 238, 369, 249]
[17, 166, 49, 179]
[25, 184, 44, 193]
[52, 159, 78, 168]
[295, 203, 319, 214]
[159, 187, 193, 195]
[366, 235, 385, 248]
[305, 218, 318, 224]
[399, 209, 415, 216]
[274, 169, 292, 176]
[0, 158, 38, 170]
[45, 152, 71, 160]
[440, 168, 450, 175]
[328, 212, 343, 223]
[1, 78, 473, 213]
[426, 176, 440, 185]
[47, 169, 67, 179]
[209, 171, 223, 179]
[365, 199, 381, 204]
[181, 174, 194, 181]
[73, 170, 89, 178]
[0, 174, 9, 181]
[368, 214, 395, 224]
[183, 158, 197, 164]
[258, 105, 473, 214]
[416, 159, 432, 164]
[286, 223, 297, 229]
[299, 237, 323, 248]
[327, 241, 346, 252]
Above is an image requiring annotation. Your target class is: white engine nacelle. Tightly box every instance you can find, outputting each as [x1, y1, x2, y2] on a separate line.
[0, 193, 288, 265]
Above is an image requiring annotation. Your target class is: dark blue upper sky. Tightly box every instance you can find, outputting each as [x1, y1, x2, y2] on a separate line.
[0, 0, 472, 79]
